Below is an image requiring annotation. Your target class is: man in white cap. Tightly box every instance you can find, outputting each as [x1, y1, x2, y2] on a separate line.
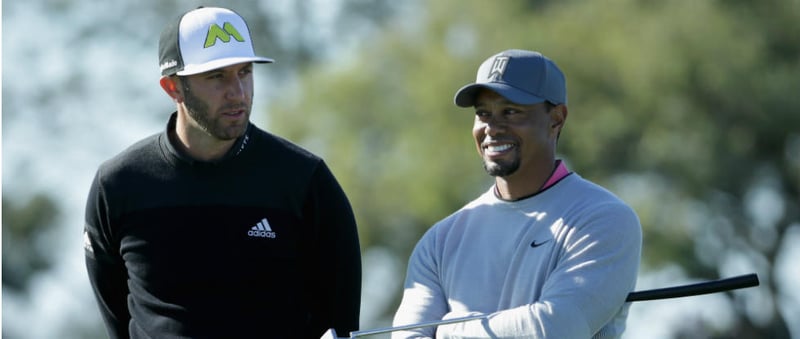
[392, 49, 642, 338]
[84, 7, 361, 338]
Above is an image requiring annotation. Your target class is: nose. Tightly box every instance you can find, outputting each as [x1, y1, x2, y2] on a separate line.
[482, 116, 507, 136]
[225, 77, 246, 100]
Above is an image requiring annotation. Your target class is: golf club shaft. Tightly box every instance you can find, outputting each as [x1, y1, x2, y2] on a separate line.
[625, 273, 759, 302]
[344, 273, 759, 338]
[350, 314, 487, 337]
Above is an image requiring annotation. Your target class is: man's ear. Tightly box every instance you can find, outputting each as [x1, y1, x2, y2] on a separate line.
[159, 76, 183, 103]
[551, 104, 568, 130]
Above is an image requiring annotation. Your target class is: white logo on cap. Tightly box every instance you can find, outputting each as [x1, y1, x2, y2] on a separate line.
[488, 56, 510, 82]
[160, 60, 178, 72]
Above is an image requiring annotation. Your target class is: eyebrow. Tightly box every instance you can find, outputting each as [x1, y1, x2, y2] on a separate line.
[197, 69, 224, 77]
[475, 99, 521, 109]
[200, 64, 253, 77]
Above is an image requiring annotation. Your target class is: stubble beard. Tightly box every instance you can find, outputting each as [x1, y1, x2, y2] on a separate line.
[182, 81, 249, 141]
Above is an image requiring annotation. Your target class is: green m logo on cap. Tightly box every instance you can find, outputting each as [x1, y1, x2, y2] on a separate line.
[204, 22, 245, 48]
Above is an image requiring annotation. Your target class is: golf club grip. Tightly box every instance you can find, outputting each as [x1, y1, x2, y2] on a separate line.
[625, 273, 759, 302]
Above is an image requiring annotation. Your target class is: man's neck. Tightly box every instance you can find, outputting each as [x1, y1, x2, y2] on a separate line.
[494, 160, 567, 201]
[173, 114, 237, 162]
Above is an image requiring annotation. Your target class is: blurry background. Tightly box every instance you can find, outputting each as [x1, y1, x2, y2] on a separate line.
[3, 0, 799, 338]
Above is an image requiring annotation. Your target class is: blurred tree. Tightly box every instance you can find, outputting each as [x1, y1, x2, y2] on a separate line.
[265, 0, 798, 336]
[0, 1, 413, 338]
[2, 194, 59, 291]
[1, 0, 407, 283]
[4, 0, 797, 337]
[2, 0, 403, 124]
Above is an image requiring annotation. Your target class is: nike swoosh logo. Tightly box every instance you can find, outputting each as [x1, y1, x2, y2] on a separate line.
[530, 239, 551, 248]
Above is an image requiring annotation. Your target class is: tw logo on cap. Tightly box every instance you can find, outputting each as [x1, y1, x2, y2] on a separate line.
[204, 22, 245, 48]
[488, 56, 510, 82]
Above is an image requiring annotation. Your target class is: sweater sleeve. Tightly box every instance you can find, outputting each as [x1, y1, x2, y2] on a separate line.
[84, 170, 131, 339]
[304, 161, 362, 337]
[391, 227, 448, 339]
[435, 202, 642, 339]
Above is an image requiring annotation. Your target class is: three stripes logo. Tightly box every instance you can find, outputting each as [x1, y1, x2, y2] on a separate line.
[247, 218, 277, 238]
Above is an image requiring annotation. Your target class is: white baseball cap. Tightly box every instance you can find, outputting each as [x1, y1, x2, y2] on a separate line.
[158, 7, 274, 76]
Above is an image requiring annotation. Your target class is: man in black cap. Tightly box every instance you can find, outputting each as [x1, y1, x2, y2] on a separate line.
[392, 49, 642, 338]
[84, 7, 361, 338]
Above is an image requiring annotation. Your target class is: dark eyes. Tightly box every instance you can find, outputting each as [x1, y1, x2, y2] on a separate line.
[475, 108, 522, 118]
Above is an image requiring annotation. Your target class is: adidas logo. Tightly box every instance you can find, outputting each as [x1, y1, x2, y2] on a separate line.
[247, 218, 277, 238]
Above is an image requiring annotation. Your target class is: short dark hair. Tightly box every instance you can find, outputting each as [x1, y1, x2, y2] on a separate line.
[174, 75, 191, 93]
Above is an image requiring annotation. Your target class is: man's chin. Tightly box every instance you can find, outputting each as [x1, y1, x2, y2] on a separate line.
[218, 122, 249, 140]
[211, 128, 245, 141]
[483, 161, 518, 177]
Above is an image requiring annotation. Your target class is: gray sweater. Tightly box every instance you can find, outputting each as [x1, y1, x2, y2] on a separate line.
[393, 173, 641, 338]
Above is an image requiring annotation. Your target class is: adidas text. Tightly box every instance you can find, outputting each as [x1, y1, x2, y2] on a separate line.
[248, 229, 276, 238]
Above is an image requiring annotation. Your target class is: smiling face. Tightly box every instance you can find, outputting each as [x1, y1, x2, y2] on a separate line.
[472, 89, 565, 182]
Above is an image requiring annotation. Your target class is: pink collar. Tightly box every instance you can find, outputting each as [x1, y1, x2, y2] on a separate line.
[493, 160, 571, 200]
[541, 159, 570, 191]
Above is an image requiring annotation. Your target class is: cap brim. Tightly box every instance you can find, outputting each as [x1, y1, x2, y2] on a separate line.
[454, 83, 547, 107]
[176, 56, 274, 76]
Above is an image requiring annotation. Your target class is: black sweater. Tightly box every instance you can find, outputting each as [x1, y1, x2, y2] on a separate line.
[84, 114, 361, 339]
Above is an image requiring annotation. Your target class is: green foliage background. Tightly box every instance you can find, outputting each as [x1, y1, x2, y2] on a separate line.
[3, 0, 798, 337]
[266, 0, 799, 337]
